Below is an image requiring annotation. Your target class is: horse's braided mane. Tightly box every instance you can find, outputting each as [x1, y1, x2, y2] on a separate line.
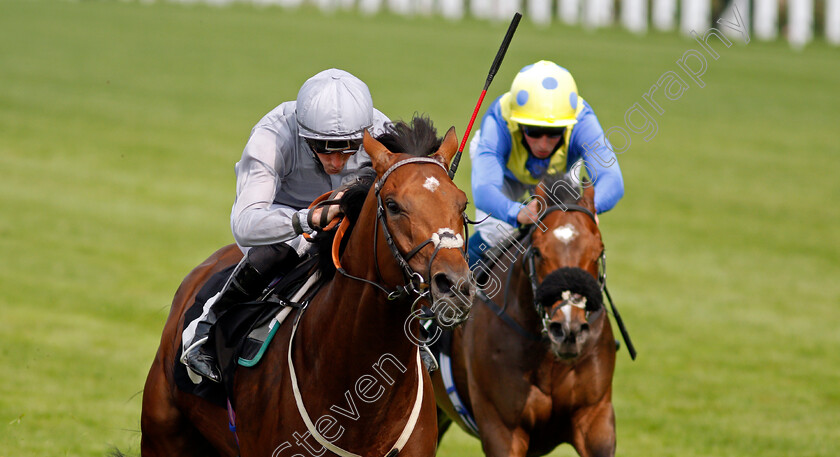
[541, 172, 582, 205]
[535, 267, 603, 312]
[316, 114, 443, 276]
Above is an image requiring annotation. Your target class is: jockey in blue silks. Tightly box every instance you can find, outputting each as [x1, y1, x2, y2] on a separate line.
[468, 60, 625, 266]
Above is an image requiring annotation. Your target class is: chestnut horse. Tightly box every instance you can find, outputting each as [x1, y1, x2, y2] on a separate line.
[141, 118, 474, 456]
[433, 174, 618, 457]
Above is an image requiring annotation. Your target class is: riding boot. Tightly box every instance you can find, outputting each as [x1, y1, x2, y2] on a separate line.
[183, 255, 270, 383]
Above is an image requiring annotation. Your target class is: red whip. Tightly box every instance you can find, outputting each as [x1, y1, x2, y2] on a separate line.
[449, 12, 522, 179]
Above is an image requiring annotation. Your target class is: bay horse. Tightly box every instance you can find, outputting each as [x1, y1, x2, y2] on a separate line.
[433, 174, 617, 457]
[141, 117, 474, 456]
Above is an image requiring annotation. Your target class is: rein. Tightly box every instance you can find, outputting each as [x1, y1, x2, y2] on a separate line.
[481, 203, 606, 340]
[523, 204, 604, 335]
[516, 203, 636, 358]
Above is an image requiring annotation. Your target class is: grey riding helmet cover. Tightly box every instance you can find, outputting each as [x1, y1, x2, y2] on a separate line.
[295, 69, 374, 143]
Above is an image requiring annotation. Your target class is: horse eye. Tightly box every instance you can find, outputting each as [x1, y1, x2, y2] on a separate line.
[386, 200, 401, 214]
[533, 248, 542, 258]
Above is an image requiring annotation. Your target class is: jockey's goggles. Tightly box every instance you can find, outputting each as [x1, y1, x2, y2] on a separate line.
[521, 125, 566, 139]
[305, 138, 362, 155]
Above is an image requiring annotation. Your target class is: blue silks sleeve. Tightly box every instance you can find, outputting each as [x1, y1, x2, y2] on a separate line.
[567, 101, 625, 214]
[470, 98, 525, 226]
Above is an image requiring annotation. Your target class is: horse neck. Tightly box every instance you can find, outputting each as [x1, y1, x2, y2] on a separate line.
[307, 190, 419, 368]
[286, 200, 423, 451]
[504, 254, 546, 333]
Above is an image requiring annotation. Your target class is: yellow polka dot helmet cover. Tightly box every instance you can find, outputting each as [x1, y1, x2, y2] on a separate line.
[507, 61, 579, 128]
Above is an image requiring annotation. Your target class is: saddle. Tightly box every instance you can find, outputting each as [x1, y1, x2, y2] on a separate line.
[173, 189, 350, 405]
[173, 255, 324, 406]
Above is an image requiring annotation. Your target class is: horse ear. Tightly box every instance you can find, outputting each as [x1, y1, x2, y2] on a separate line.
[534, 181, 549, 199]
[432, 126, 459, 168]
[363, 130, 394, 175]
[581, 179, 596, 213]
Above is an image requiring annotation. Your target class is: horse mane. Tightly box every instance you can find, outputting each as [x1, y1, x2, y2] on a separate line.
[535, 267, 603, 312]
[317, 114, 443, 276]
[376, 115, 442, 157]
[541, 172, 582, 205]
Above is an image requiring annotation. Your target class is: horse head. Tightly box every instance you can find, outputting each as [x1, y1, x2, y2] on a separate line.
[520, 174, 605, 359]
[361, 118, 474, 328]
[535, 267, 604, 360]
[529, 174, 603, 280]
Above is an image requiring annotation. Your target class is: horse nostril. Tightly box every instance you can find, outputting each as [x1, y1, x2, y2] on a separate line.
[458, 280, 473, 298]
[433, 273, 453, 295]
[548, 322, 565, 340]
[580, 322, 590, 333]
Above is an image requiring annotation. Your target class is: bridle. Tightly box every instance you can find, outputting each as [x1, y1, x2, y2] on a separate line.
[519, 203, 605, 334]
[334, 157, 470, 306]
[518, 201, 635, 358]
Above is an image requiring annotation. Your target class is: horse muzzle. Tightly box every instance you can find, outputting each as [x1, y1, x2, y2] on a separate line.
[429, 270, 474, 329]
[548, 320, 590, 360]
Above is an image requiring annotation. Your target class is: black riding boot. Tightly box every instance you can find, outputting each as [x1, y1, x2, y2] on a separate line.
[183, 243, 300, 383]
[183, 256, 269, 383]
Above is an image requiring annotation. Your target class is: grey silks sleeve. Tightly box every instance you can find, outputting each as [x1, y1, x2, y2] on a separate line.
[230, 128, 311, 247]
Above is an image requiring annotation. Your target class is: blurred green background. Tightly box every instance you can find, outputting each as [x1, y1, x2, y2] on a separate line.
[1, 0, 839, 456]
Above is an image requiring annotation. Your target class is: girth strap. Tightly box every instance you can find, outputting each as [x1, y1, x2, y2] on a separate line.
[288, 310, 425, 457]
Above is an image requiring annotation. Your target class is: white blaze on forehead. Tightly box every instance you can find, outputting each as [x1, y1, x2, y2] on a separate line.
[561, 304, 574, 324]
[431, 228, 464, 249]
[553, 223, 579, 245]
[423, 176, 440, 192]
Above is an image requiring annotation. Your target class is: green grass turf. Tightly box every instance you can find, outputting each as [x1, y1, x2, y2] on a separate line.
[1, 0, 839, 455]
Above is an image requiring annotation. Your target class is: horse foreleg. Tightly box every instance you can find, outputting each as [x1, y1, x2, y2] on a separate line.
[436, 407, 454, 446]
[476, 423, 529, 457]
[569, 400, 615, 457]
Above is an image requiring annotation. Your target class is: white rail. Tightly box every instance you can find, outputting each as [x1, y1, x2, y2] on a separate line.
[172, 0, 840, 48]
